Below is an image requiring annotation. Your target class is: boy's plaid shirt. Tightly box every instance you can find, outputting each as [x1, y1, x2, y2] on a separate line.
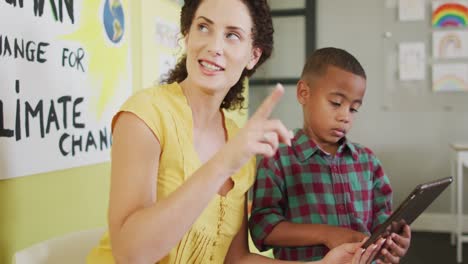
[249, 129, 392, 261]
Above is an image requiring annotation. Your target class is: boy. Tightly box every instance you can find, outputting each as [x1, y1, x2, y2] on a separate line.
[248, 47, 411, 263]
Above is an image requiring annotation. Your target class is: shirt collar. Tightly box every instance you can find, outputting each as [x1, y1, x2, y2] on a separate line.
[292, 128, 359, 161]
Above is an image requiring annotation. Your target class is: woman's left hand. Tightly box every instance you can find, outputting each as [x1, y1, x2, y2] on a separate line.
[319, 238, 385, 264]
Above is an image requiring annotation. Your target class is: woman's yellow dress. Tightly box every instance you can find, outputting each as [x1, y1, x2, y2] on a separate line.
[87, 83, 255, 264]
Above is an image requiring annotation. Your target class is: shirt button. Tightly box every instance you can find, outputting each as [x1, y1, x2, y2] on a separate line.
[210, 256, 214, 261]
[212, 241, 217, 246]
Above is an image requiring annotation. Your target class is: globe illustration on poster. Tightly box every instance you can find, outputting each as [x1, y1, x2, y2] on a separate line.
[103, 0, 125, 43]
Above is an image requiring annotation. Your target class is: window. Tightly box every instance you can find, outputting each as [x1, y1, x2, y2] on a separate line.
[250, 0, 316, 86]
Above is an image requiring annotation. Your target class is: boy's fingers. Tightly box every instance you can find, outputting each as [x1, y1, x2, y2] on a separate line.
[386, 237, 406, 257]
[252, 84, 284, 120]
[391, 231, 410, 249]
[401, 224, 411, 239]
[381, 248, 400, 264]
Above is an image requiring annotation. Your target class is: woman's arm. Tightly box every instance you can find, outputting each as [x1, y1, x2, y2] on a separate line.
[109, 112, 232, 263]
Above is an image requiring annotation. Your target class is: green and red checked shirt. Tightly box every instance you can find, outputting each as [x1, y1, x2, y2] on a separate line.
[248, 129, 392, 261]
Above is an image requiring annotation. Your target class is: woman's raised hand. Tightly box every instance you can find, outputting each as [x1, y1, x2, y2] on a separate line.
[221, 84, 293, 174]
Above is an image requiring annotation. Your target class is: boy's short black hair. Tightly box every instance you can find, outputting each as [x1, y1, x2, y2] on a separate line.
[301, 47, 366, 80]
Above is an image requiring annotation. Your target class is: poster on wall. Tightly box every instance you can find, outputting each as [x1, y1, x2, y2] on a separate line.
[433, 30, 468, 58]
[141, 0, 181, 88]
[432, 1, 468, 28]
[432, 63, 468, 92]
[0, 0, 132, 179]
[154, 17, 180, 81]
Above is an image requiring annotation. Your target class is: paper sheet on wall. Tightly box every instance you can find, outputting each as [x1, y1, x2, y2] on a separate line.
[399, 0, 425, 21]
[399, 42, 426, 80]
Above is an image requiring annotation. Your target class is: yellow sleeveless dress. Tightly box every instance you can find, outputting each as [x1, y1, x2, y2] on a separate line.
[87, 82, 255, 264]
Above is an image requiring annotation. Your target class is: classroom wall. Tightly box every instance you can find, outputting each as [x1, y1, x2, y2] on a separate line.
[0, 2, 142, 263]
[0, 164, 110, 263]
[250, 0, 468, 231]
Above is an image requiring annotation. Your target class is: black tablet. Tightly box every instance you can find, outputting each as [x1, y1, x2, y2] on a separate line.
[361, 176, 453, 249]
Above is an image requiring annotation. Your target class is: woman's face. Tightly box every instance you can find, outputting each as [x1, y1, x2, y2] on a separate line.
[184, 0, 261, 94]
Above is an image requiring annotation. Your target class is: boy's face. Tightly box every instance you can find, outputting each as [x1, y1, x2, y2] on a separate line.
[297, 65, 366, 154]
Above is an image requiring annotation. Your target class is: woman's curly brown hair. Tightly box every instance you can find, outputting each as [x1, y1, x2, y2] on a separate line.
[162, 0, 274, 110]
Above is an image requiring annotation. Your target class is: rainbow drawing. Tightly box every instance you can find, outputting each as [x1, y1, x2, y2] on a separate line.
[433, 75, 468, 91]
[433, 31, 468, 58]
[432, 1, 468, 28]
[439, 33, 462, 56]
[432, 64, 468, 92]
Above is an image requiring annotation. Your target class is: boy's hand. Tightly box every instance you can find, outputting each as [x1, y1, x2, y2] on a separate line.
[376, 224, 411, 264]
[324, 226, 367, 249]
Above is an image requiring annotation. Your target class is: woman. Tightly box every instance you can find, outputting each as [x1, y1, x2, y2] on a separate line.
[87, 0, 384, 263]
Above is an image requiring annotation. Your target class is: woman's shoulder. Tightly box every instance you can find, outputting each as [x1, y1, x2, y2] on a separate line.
[113, 83, 184, 144]
[123, 82, 183, 109]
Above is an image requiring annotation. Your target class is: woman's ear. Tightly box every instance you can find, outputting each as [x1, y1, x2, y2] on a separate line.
[296, 79, 310, 105]
[246, 47, 262, 70]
